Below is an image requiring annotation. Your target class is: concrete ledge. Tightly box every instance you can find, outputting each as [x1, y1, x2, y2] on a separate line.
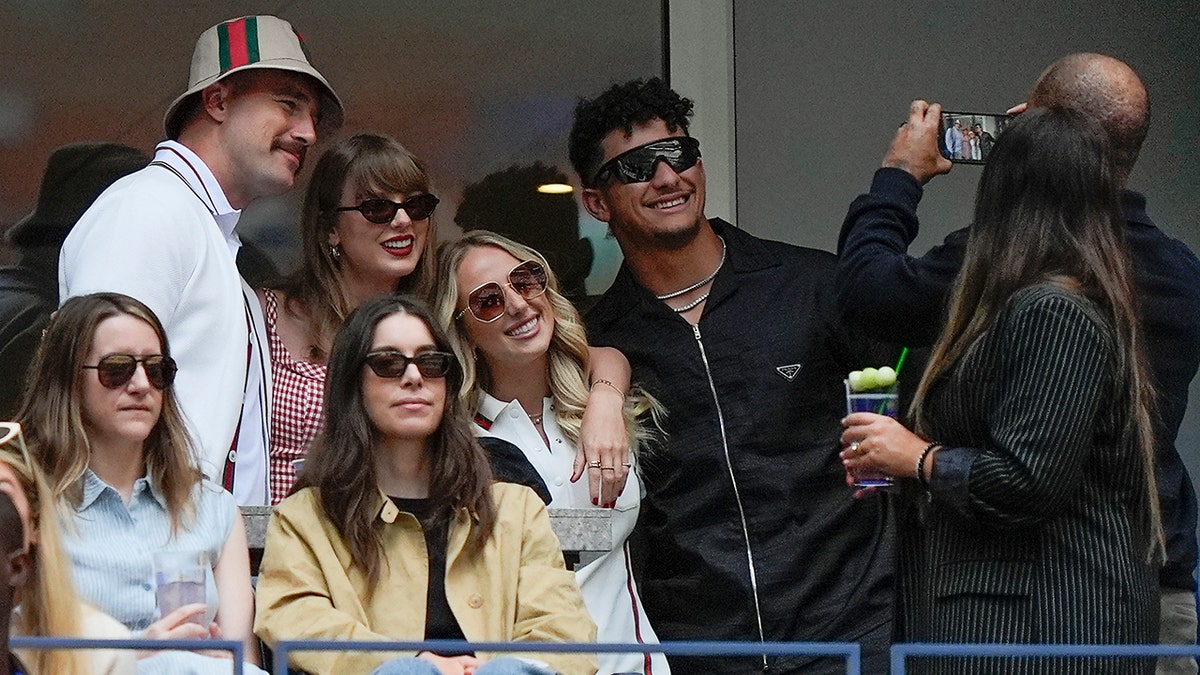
[242, 506, 611, 554]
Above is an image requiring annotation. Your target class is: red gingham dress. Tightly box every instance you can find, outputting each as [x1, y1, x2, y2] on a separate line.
[264, 290, 327, 504]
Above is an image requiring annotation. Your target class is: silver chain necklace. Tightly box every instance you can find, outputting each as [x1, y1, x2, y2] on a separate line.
[655, 237, 727, 301]
[671, 292, 710, 313]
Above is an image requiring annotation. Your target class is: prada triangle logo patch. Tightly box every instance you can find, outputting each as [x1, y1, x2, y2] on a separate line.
[776, 363, 802, 381]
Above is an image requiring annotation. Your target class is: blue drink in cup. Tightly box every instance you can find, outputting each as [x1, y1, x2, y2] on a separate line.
[845, 380, 899, 488]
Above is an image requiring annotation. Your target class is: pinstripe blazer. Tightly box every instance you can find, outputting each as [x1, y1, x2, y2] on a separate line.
[898, 284, 1158, 675]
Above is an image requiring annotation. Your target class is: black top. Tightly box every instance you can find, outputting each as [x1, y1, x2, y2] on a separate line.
[911, 285, 1157, 674]
[0, 252, 57, 419]
[388, 496, 469, 656]
[837, 167, 1200, 591]
[588, 220, 896, 674]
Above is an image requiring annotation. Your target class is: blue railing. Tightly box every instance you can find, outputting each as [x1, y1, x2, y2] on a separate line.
[9, 636, 246, 675]
[890, 642, 1200, 673]
[270, 639, 862, 675]
[12, 636, 1200, 674]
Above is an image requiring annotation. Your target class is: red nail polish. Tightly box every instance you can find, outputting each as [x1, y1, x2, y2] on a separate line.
[592, 498, 598, 506]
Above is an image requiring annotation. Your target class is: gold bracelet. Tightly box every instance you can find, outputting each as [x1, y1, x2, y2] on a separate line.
[590, 378, 625, 400]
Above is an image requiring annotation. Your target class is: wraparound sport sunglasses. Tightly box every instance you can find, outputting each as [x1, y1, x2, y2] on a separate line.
[455, 260, 548, 323]
[592, 136, 702, 185]
[334, 193, 440, 224]
[81, 354, 178, 389]
[363, 351, 454, 378]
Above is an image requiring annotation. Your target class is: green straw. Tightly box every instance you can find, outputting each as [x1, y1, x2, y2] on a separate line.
[876, 347, 910, 414]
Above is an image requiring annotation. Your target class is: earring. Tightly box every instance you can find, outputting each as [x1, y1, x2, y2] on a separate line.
[329, 244, 342, 260]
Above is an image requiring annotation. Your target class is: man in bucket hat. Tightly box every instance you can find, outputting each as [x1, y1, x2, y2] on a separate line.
[60, 15, 344, 505]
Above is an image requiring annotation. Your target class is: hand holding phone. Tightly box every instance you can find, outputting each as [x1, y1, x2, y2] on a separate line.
[881, 100, 954, 184]
[937, 111, 1012, 164]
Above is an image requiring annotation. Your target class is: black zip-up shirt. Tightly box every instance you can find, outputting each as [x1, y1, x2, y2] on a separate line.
[837, 167, 1200, 592]
[588, 220, 895, 674]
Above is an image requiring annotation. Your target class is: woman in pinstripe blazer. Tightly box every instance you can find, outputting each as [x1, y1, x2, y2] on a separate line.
[842, 106, 1162, 674]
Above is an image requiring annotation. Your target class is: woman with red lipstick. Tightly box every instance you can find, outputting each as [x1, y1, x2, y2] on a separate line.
[254, 295, 597, 675]
[435, 232, 667, 675]
[259, 133, 633, 507]
[257, 132, 440, 503]
[16, 293, 263, 673]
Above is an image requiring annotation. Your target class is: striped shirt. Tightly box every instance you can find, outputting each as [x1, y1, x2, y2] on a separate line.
[62, 470, 234, 632]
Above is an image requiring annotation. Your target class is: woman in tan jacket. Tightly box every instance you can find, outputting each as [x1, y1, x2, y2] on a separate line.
[254, 295, 596, 675]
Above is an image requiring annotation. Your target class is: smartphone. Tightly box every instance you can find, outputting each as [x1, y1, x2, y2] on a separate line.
[937, 111, 1013, 164]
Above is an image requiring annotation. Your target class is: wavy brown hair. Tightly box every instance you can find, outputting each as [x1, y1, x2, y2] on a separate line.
[911, 107, 1161, 559]
[16, 293, 200, 533]
[277, 132, 436, 361]
[295, 294, 496, 587]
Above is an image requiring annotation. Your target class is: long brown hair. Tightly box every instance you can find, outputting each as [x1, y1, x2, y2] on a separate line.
[295, 294, 496, 586]
[16, 293, 200, 532]
[911, 107, 1161, 558]
[278, 132, 436, 361]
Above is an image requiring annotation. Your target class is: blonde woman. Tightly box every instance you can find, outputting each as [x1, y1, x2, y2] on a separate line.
[0, 423, 133, 675]
[436, 232, 667, 675]
[16, 293, 262, 674]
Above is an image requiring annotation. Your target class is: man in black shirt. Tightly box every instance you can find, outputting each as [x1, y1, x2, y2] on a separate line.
[574, 78, 894, 674]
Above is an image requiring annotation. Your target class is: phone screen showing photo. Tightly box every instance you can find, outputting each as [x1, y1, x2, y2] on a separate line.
[938, 111, 1013, 164]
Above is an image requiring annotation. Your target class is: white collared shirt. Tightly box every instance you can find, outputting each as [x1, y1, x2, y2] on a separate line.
[475, 393, 669, 675]
[61, 140, 271, 505]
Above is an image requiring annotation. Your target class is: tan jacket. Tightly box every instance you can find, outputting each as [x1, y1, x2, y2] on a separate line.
[254, 483, 597, 675]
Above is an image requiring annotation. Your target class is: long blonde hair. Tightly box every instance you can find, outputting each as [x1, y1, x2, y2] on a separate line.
[16, 293, 201, 533]
[0, 424, 88, 675]
[434, 231, 659, 447]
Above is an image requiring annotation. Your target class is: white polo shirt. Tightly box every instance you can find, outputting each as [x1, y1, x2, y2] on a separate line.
[475, 393, 669, 675]
[60, 141, 270, 505]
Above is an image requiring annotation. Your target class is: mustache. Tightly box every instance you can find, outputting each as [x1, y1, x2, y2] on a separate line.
[272, 138, 308, 167]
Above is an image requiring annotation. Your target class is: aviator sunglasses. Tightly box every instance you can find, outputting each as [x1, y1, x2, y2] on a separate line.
[455, 260, 549, 323]
[363, 351, 454, 379]
[82, 354, 178, 390]
[334, 193, 440, 224]
[592, 136, 702, 185]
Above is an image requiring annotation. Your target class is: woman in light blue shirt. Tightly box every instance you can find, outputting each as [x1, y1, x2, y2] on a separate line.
[16, 293, 262, 674]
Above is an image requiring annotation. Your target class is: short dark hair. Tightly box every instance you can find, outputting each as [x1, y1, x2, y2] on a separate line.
[568, 77, 694, 186]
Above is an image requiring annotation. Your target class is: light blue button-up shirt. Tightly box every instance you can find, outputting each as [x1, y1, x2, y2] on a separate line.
[63, 470, 235, 632]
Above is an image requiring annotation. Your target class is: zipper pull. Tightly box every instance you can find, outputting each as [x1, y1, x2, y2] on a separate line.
[692, 324, 702, 341]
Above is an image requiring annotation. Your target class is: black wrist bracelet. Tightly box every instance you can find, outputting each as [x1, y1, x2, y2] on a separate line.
[916, 442, 940, 488]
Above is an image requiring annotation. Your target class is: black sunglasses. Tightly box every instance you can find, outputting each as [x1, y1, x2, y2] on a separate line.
[364, 351, 454, 379]
[592, 136, 702, 185]
[455, 260, 549, 323]
[334, 193, 440, 224]
[82, 354, 178, 390]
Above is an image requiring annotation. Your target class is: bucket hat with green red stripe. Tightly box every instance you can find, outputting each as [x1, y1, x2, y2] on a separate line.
[164, 15, 344, 139]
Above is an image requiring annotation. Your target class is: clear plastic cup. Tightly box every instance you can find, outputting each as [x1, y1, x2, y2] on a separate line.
[153, 550, 210, 626]
[845, 380, 899, 488]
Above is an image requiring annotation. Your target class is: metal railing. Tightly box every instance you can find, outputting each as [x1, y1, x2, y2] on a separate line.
[890, 642, 1200, 673]
[9, 636, 246, 675]
[270, 639, 862, 675]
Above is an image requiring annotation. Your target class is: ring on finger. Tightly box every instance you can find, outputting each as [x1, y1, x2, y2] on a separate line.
[622, 462, 632, 467]
[587, 460, 602, 469]
[849, 441, 861, 454]
[600, 466, 615, 471]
